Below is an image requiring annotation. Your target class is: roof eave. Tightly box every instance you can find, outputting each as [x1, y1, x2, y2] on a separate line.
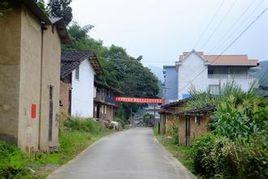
[51, 18, 71, 44]
[21, 0, 51, 24]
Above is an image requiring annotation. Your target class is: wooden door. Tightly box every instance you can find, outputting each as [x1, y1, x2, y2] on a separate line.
[68, 89, 72, 115]
[185, 117, 190, 146]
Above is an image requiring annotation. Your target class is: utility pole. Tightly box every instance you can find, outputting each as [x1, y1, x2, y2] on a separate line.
[153, 104, 156, 127]
[130, 106, 133, 127]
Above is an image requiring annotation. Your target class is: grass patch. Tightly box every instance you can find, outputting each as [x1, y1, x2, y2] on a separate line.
[153, 129, 194, 173]
[0, 119, 113, 178]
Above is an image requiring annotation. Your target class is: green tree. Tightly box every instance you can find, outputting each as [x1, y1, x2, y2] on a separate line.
[48, 0, 73, 25]
[63, 23, 160, 121]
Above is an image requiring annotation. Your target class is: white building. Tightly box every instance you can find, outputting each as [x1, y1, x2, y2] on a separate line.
[176, 50, 258, 99]
[60, 51, 102, 118]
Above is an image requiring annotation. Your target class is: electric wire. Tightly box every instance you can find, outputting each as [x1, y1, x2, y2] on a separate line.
[200, 0, 238, 50]
[178, 8, 268, 94]
[210, 0, 265, 53]
[193, 0, 225, 49]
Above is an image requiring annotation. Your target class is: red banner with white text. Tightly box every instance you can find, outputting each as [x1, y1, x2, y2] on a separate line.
[114, 97, 164, 104]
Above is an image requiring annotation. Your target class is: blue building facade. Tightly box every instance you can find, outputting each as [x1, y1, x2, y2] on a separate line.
[163, 65, 178, 103]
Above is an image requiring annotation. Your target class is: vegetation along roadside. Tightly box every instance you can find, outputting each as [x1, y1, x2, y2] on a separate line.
[154, 83, 268, 178]
[0, 118, 114, 178]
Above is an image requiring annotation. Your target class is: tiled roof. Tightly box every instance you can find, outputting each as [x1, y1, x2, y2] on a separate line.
[205, 55, 258, 66]
[178, 50, 258, 67]
[61, 51, 102, 78]
[161, 98, 189, 109]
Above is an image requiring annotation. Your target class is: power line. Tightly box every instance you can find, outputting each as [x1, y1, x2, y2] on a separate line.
[178, 8, 268, 94]
[209, 0, 259, 52]
[200, 0, 238, 50]
[210, 0, 265, 53]
[193, 0, 225, 49]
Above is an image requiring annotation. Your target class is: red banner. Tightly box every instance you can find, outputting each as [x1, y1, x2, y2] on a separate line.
[114, 97, 164, 104]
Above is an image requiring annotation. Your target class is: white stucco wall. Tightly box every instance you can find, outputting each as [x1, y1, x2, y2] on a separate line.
[178, 53, 208, 99]
[71, 59, 95, 118]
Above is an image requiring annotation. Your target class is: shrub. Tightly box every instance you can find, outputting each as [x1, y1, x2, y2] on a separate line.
[64, 118, 104, 135]
[0, 141, 30, 178]
[167, 125, 179, 145]
[212, 95, 268, 140]
[191, 134, 218, 177]
[191, 134, 268, 178]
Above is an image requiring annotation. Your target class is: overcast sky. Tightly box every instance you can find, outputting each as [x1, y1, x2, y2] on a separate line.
[69, 0, 268, 71]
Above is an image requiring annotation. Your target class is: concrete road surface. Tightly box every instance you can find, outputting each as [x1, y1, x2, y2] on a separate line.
[48, 128, 195, 179]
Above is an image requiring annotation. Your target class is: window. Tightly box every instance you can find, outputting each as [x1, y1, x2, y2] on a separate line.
[75, 67, 79, 80]
[208, 69, 214, 74]
[209, 85, 220, 95]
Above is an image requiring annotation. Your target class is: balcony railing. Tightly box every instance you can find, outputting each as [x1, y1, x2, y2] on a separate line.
[95, 93, 117, 106]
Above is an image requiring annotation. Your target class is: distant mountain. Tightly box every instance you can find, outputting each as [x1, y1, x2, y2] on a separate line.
[249, 61, 268, 97]
[250, 61, 268, 86]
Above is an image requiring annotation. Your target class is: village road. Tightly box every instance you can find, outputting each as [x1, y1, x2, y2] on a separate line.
[48, 128, 195, 179]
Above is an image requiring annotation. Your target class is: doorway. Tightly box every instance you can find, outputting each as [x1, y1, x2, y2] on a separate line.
[185, 117, 190, 146]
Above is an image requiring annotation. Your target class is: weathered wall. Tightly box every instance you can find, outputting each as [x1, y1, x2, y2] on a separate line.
[178, 114, 211, 145]
[165, 114, 179, 137]
[189, 114, 210, 142]
[178, 116, 185, 145]
[0, 7, 21, 144]
[159, 114, 166, 134]
[39, 24, 61, 151]
[18, 6, 42, 151]
[0, 5, 62, 152]
[60, 80, 71, 115]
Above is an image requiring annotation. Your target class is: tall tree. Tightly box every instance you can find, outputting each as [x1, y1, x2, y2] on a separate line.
[63, 23, 160, 121]
[48, 0, 73, 25]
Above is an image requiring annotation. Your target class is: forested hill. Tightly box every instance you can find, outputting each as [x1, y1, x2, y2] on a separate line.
[63, 23, 159, 98]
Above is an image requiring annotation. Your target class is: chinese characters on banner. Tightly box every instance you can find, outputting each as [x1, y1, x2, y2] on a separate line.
[114, 97, 164, 104]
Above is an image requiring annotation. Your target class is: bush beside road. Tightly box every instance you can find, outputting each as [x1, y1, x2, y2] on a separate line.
[0, 119, 113, 178]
